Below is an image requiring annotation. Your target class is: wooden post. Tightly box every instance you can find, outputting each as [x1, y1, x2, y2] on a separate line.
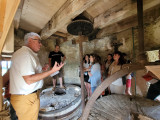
[79, 35, 85, 111]
[0, 0, 6, 39]
[0, 0, 20, 112]
[136, 0, 148, 97]
[0, 55, 3, 111]
[0, 0, 20, 53]
[137, 0, 146, 61]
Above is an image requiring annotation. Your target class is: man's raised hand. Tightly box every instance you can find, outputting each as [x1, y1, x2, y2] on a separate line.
[51, 62, 64, 73]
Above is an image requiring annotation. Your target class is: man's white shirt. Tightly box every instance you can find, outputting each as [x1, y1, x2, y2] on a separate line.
[10, 46, 43, 95]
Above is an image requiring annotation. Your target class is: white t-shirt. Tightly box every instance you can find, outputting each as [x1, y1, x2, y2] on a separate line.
[83, 62, 90, 75]
[83, 62, 90, 69]
[10, 46, 43, 95]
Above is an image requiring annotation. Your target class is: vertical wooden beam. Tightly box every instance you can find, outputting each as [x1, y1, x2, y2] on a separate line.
[0, 0, 6, 38]
[0, 0, 20, 53]
[137, 0, 146, 61]
[79, 35, 85, 111]
[0, 0, 6, 112]
[0, 0, 20, 112]
[0, 55, 3, 111]
[136, 0, 148, 98]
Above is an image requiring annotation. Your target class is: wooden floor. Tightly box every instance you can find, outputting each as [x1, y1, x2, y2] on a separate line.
[88, 95, 160, 120]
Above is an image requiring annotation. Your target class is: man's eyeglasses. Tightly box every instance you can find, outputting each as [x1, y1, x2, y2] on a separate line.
[31, 38, 41, 44]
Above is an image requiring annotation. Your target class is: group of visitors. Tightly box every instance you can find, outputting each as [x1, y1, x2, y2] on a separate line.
[83, 50, 160, 102]
[83, 54, 102, 99]
[83, 51, 132, 100]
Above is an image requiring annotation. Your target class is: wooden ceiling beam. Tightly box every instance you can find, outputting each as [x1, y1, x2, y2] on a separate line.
[97, 5, 160, 38]
[53, 31, 68, 38]
[97, 16, 137, 38]
[82, 11, 94, 23]
[0, 0, 20, 53]
[51, 33, 67, 45]
[94, 0, 160, 29]
[14, 0, 25, 29]
[40, 0, 98, 40]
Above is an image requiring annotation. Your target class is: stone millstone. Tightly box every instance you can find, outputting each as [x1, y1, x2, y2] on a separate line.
[38, 85, 82, 120]
[67, 20, 93, 36]
[89, 95, 160, 120]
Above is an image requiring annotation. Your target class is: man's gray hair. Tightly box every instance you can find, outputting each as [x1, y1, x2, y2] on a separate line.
[24, 32, 41, 45]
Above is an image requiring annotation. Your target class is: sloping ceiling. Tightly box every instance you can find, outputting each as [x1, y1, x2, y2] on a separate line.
[13, 0, 160, 40]
[18, 0, 67, 33]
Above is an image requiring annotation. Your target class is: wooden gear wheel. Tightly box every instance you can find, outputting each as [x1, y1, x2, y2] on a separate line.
[89, 95, 160, 120]
[67, 20, 93, 36]
[82, 63, 160, 120]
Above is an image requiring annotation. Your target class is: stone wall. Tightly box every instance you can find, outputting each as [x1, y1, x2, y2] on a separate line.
[60, 36, 113, 86]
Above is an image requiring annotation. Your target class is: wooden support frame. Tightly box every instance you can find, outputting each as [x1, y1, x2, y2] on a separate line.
[0, 0, 20, 53]
[54, 32, 68, 38]
[0, 0, 20, 111]
[137, 0, 145, 61]
[0, 0, 6, 39]
[0, 56, 3, 111]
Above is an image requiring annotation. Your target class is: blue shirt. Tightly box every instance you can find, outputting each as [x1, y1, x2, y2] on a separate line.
[89, 63, 101, 87]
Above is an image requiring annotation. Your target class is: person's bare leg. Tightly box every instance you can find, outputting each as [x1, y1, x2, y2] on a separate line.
[125, 87, 132, 95]
[59, 77, 65, 88]
[84, 82, 89, 98]
[53, 78, 56, 87]
[52, 78, 56, 90]
[88, 83, 91, 97]
[87, 83, 90, 98]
